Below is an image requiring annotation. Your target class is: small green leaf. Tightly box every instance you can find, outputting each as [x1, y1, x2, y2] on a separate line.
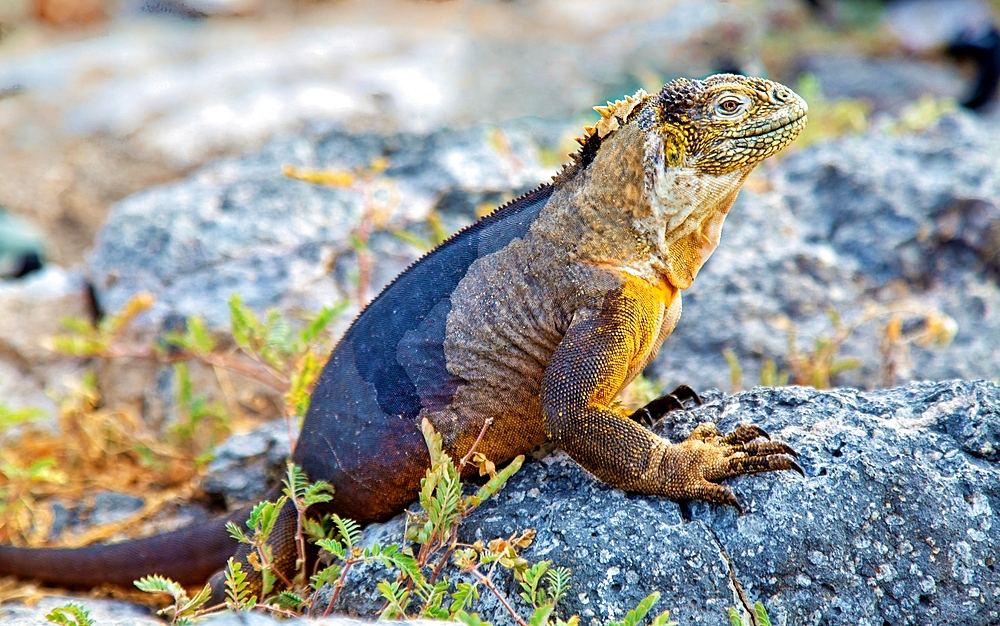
[378, 580, 410, 619]
[453, 610, 492, 626]
[753, 602, 771, 626]
[622, 591, 659, 626]
[275, 590, 306, 609]
[224, 557, 256, 611]
[650, 610, 677, 626]
[315, 538, 347, 559]
[475, 455, 523, 503]
[45, 603, 94, 626]
[300, 302, 347, 345]
[226, 520, 250, 544]
[134, 574, 185, 600]
[310, 564, 343, 590]
[728, 607, 744, 626]
[332, 514, 362, 548]
[529, 605, 554, 626]
[450, 581, 480, 615]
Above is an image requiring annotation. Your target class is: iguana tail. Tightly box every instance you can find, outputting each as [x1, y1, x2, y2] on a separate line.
[0, 505, 249, 589]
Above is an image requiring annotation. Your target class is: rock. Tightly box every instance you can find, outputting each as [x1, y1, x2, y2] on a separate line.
[794, 54, 967, 113]
[201, 418, 292, 508]
[0, 0, 742, 168]
[87, 491, 145, 526]
[0, 594, 447, 626]
[88, 118, 571, 330]
[328, 381, 1000, 626]
[650, 111, 1000, 392]
[0, 265, 91, 419]
[0, 596, 160, 626]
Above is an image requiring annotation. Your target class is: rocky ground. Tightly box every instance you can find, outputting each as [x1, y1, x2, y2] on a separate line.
[2, 0, 1000, 624]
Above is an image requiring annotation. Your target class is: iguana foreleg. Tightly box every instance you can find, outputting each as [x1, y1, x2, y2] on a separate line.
[540, 277, 801, 509]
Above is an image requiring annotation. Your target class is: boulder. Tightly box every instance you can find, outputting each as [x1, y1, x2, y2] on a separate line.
[326, 381, 1000, 625]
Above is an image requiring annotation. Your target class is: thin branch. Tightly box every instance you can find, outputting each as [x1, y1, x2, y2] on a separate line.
[323, 560, 356, 618]
[469, 567, 528, 626]
[458, 417, 494, 473]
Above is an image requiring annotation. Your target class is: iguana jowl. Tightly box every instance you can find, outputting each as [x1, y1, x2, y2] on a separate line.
[0, 74, 808, 597]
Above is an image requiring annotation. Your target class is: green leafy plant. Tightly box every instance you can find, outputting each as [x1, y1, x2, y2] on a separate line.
[728, 601, 771, 626]
[169, 362, 229, 461]
[48, 292, 346, 453]
[44, 603, 94, 626]
[134, 574, 213, 626]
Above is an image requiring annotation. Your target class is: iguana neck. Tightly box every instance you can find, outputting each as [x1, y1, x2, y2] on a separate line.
[532, 119, 749, 290]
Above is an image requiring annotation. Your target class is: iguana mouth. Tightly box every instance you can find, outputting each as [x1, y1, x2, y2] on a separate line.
[739, 110, 808, 139]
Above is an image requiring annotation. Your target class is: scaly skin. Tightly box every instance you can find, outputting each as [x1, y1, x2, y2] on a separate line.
[0, 75, 807, 600]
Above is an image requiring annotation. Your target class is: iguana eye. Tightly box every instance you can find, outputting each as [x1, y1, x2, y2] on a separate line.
[714, 95, 748, 118]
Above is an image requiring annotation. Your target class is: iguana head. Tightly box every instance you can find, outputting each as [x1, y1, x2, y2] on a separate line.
[647, 73, 807, 175]
[629, 74, 807, 288]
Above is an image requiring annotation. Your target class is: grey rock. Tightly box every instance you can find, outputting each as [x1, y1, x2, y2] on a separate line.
[89, 492, 146, 526]
[0, 596, 161, 626]
[795, 54, 967, 113]
[202, 418, 293, 507]
[0, 595, 450, 626]
[0, 0, 740, 167]
[329, 381, 999, 626]
[88, 118, 570, 330]
[47, 502, 76, 542]
[7, 383, 998, 625]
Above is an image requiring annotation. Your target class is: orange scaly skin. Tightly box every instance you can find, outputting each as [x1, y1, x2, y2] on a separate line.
[0, 74, 808, 600]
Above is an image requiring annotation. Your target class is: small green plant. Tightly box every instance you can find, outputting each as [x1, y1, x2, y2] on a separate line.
[169, 362, 228, 461]
[134, 574, 213, 626]
[44, 603, 95, 626]
[48, 292, 347, 452]
[728, 601, 771, 626]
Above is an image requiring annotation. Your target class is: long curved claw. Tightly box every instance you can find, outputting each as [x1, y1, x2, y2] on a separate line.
[732, 441, 799, 459]
[788, 459, 806, 477]
[629, 385, 703, 427]
[667, 384, 702, 408]
[721, 454, 802, 479]
[692, 481, 742, 512]
[720, 424, 770, 445]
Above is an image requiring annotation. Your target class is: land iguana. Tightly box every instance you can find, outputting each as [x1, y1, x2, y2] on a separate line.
[0, 74, 808, 599]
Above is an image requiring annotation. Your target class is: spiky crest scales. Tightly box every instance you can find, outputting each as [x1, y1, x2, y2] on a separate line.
[552, 88, 649, 185]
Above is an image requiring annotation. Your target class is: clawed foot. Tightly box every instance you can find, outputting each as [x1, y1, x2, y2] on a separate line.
[662, 422, 803, 513]
[630, 384, 702, 427]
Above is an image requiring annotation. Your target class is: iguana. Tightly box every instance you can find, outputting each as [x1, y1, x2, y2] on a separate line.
[0, 74, 807, 600]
